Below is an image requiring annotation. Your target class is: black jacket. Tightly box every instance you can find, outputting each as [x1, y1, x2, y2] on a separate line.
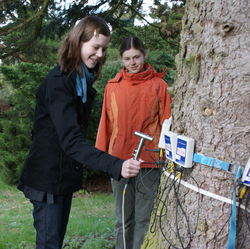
[18, 64, 124, 195]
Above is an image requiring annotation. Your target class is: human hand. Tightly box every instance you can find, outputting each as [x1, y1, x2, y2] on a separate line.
[121, 158, 142, 178]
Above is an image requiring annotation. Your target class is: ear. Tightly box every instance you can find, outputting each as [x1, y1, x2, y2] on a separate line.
[144, 51, 147, 59]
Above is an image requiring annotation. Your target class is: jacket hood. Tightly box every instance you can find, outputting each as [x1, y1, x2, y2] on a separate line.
[108, 63, 166, 84]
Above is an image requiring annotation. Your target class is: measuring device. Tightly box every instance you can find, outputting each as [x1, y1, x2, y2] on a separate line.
[125, 131, 154, 186]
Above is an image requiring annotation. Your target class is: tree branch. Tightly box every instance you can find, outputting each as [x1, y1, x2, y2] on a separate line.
[0, 0, 50, 36]
[101, 0, 124, 16]
[0, 0, 50, 60]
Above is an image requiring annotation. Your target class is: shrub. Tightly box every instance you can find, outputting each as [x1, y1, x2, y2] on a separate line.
[0, 63, 50, 184]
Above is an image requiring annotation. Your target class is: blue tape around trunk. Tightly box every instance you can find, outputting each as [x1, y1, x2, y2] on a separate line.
[228, 167, 242, 249]
[193, 153, 230, 172]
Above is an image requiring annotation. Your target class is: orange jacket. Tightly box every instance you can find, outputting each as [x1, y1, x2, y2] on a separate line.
[96, 63, 172, 167]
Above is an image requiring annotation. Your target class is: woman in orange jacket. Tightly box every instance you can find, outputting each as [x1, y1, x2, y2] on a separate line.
[96, 36, 172, 248]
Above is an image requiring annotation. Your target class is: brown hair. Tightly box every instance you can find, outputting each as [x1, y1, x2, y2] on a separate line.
[119, 36, 146, 57]
[59, 16, 111, 80]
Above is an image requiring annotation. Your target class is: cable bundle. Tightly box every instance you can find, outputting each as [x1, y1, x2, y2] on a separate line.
[150, 162, 200, 249]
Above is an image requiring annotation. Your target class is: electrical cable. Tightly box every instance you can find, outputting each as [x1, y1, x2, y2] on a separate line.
[236, 185, 247, 248]
[245, 186, 250, 232]
[163, 169, 249, 212]
[150, 162, 200, 249]
[227, 167, 242, 249]
[136, 151, 163, 201]
[162, 163, 250, 248]
[209, 214, 231, 249]
[122, 185, 126, 249]
[173, 170, 191, 249]
[235, 186, 250, 248]
[209, 181, 248, 249]
[150, 163, 173, 235]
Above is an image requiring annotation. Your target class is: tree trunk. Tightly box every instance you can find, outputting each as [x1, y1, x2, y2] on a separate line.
[143, 0, 250, 248]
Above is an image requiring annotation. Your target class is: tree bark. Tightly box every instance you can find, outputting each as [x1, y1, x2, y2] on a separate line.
[143, 0, 250, 248]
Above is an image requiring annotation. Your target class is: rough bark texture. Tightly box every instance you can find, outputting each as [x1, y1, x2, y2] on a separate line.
[143, 0, 250, 248]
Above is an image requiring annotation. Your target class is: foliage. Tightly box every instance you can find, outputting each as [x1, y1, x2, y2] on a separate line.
[0, 63, 50, 185]
[0, 1, 185, 64]
[3, 37, 61, 67]
[145, 50, 176, 86]
[149, 1, 185, 47]
[0, 0, 147, 62]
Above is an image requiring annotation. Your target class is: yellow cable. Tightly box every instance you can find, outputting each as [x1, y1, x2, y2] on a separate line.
[177, 172, 182, 179]
[171, 162, 175, 173]
[160, 148, 163, 158]
[240, 185, 247, 199]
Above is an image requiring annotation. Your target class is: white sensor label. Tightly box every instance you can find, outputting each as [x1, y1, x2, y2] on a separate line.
[164, 131, 177, 161]
[175, 139, 187, 164]
[165, 135, 173, 160]
[175, 135, 194, 168]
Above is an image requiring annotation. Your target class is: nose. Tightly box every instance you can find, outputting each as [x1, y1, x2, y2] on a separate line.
[96, 48, 103, 58]
[130, 58, 136, 65]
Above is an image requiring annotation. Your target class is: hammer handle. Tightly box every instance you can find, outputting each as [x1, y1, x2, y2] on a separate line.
[125, 132, 154, 185]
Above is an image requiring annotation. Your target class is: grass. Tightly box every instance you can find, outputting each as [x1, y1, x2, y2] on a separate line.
[0, 174, 116, 249]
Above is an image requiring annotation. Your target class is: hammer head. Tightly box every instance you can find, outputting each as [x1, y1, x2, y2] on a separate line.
[134, 131, 154, 142]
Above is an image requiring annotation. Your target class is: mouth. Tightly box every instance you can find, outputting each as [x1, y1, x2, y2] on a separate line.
[130, 66, 138, 70]
[90, 57, 99, 63]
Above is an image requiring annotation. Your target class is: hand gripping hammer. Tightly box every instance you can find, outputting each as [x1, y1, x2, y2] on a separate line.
[125, 131, 154, 186]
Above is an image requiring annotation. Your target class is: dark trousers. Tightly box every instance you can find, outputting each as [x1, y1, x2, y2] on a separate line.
[31, 193, 73, 249]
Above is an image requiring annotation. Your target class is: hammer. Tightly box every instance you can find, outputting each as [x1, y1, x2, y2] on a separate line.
[125, 131, 154, 185]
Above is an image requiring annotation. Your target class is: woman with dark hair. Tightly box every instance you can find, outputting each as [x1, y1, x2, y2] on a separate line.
[17, 17, 141, 248]
[96, 36, 172, 249]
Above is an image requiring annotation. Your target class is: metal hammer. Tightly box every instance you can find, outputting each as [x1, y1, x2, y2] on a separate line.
[125, 131, 154, 185]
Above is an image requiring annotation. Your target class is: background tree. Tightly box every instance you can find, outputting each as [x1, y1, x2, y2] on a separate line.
[0, 0, 146, 63]
[148, 0, 185, 48]
[143, 0, 250, 248]
[0, 0, 185, 64]
[0, 63, 50, 184]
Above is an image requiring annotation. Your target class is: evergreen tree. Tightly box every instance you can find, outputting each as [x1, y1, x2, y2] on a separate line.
[0, 63, 50, 184]
[0, 0, 145, 62]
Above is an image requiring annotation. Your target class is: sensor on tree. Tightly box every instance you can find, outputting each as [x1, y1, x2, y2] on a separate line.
[175, 135, 194, 168]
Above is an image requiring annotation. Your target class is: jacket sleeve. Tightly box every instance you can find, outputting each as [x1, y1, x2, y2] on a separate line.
[46, 75, 123, 180]
[95, 85, 111, 152]
[159, 80, 172, 123]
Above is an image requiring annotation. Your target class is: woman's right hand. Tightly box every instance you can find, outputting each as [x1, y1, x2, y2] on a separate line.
[120, 158, 142, 178]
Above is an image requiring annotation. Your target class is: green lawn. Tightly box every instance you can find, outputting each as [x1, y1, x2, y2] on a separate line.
[0, 175, 116, 249]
